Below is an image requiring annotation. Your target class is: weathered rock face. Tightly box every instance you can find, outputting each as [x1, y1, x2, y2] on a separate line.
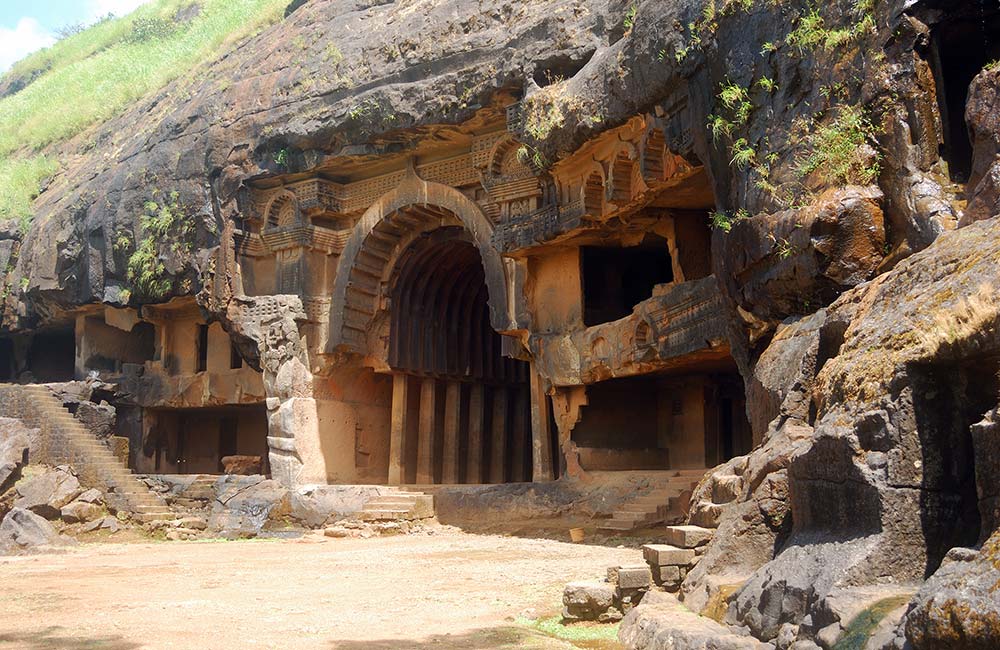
[964, 67, 1000, 226]
[899, 536, 1000, 650]
[717, 188, 886, 323]
[13, 466, 83, 520]
[0, 418, 32, 495]
[680, 216, 1000, 647]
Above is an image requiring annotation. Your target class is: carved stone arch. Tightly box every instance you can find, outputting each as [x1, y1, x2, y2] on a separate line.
[580, 161, 606, 217]
[607, 141, 639, 207]
[264, 190, 300, 231]
[487, 134, 531, 179]
[326, 174, 510, 354]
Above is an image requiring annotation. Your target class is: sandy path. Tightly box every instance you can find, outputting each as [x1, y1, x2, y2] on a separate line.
[0, 529, 641, 650]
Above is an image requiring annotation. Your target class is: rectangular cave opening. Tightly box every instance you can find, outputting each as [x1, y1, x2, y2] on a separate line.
[571, 370, 750, 472]
[138, 404, 269, 476]
[581, 234, 673, 327]
[26, 328, 76, 382]
[928, 3, 1000, 183]
[0, 337, 14, 382]
[910, 354, 999, 575]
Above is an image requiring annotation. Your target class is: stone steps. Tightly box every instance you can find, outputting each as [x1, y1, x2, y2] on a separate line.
[0, 383, 178, 522]
[598, 469, 706, 533]
[357, 490, 434, 522]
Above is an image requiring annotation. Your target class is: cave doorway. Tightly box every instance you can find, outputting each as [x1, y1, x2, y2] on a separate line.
[581, 234, 673, 327]
[928, 2, 1000, 183]
[139, 404, 269, 476]
[0, 338, 14, 382]
[571, 370, 750, 472]
[911, 355, 999, 576]
[27, 328, 75, 382]
[387, 227, 530, 485]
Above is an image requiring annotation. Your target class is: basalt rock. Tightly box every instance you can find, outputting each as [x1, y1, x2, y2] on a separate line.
[0, 418, 31, 495]
[898, 536, 1000, 650]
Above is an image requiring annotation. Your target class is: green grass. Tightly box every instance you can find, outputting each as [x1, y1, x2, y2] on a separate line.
[0, 155, 59, 227]
[0, 0, 288, 224]
[516, 616, 621, 646]
[797, 104, 881, 186]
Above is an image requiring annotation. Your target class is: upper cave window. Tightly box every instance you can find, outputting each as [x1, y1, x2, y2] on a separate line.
[928, 5, 1000, 183]
[581, 234, 673, 327]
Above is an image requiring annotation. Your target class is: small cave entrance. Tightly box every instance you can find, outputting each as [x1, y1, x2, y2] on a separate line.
[571, 370, 750, 471]
[581, 234, 673, 327]
[0, 338, 14, 382]
[910, 355, 999, 575]
[387, 227, 530, 485]
[26, 328, 75, 382]
[927, 3, 1000, 183]
[139, 404, 270, 475]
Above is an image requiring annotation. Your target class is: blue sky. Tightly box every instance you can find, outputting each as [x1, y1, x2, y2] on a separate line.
[0, 0, 153, 72]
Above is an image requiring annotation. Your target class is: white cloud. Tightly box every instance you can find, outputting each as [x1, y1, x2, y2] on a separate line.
[0, 17, 56, 74]
[87, 0, 155, 22]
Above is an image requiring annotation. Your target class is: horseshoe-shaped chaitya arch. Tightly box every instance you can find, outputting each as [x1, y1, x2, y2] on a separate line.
[326, 172, 511, 356]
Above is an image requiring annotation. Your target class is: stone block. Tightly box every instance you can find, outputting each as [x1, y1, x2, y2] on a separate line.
[664, 525, 715, 549]
[562, 580, 615, 622]
[689, 501, 724, 528]
[643, 544, 696, 567]
[607, 564, 652, 590]
[655, 565, 681, 584]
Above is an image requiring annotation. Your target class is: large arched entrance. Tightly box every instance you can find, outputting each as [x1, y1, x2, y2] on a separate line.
[385, 226, 530, 485]
[324, 178, 539, 485]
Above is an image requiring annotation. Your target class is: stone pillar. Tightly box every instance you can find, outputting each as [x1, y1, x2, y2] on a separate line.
[466, 384, 486, 483]
[489, 387, 508, 483]
[229, 295, 327, 488]
[510, 387, 529, 482]
[416, 377, 438, 484]
[388, 373, 410, 485]
[529, 367, 554, 481]
[442, 381, 462, 484]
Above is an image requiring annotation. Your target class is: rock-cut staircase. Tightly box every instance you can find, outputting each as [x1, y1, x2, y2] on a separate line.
[357, 488, 435, 522]
[0, 384, 176, 523]
[599, 469, 707, 533]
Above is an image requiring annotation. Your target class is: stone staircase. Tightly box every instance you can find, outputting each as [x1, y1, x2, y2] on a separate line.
[599, 469, 707, 533]
[357, 487, 435, 522]
[0, 384, 177, 523]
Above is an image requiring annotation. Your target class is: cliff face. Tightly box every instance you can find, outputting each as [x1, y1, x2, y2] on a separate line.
[3, 0, 1000, 647]
[3, 0, 613, 325]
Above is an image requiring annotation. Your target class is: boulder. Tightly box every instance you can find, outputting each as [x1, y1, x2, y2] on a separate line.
[60, 500, 104, 523]
[0, 507, 71, 550]
[74, 400, 116, 439]
[221, 455, 263, 476]
[74, 488, 104, 504]
[0, 417, 31, 494]
[716, 187, 885, 324]
[901, 537, 1000, 649]
[619, 590, 770, 650]
[562, 580, 616, 622]
[14, 466, 83, 519]
[209, 476, 290, 536]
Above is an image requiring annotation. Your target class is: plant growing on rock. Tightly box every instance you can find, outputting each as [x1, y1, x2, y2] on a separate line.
[797, 104, 881, 186]
[126, 191, 194, 301]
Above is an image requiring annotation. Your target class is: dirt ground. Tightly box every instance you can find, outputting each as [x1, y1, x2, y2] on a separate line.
[0, 528, 642, 650]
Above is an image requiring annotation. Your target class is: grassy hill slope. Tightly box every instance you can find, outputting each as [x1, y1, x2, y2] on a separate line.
[0, 0, 287, 228]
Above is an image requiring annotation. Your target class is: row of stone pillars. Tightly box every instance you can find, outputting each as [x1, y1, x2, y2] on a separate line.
[387, 370, 554, 485]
